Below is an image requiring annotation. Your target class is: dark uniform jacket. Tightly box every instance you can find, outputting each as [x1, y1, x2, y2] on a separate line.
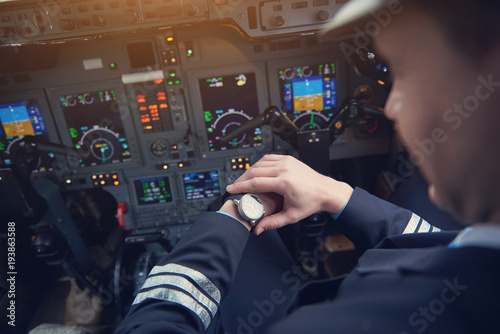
[115, 188, 500, 333]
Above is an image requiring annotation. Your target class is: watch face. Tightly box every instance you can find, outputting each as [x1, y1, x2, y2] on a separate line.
[240, 194, 265, 220]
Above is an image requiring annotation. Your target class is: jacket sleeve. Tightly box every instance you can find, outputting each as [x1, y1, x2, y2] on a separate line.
[335, 187, 441, 251]
[115, 212, 250, 334]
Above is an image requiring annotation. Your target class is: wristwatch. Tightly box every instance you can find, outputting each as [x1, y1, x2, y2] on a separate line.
[222, 193, 265, 227]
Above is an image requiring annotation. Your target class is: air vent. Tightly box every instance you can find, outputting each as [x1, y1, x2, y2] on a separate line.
[306, 35, 319, 47]
[247, 6, 257, 29]
[269, 39, 301, 51]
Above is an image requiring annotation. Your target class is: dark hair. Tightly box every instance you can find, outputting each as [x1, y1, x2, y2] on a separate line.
[413, 0, 500, 60]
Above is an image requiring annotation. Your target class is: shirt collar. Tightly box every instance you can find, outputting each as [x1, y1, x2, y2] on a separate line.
[449, 224, 500, 250]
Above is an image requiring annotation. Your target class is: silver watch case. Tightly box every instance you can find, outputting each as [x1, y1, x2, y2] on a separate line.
[232, 193, 265, 226]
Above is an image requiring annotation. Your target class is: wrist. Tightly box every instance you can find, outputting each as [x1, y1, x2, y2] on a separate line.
[220, 200, 253, 231]
[322, 179, 354, 215]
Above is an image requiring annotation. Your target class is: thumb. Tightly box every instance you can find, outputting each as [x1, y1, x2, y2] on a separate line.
[254, 213, 290, 235]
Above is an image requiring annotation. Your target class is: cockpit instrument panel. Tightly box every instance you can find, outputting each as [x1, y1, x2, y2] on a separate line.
[0, 92, 58, 174]
[132, 80, 173, 134]
[48, 81, 140, 173]
[59, 89, 132, 168]
[134, 177, 173, 205]
[199, 72, 262, 152]
[278, 62, 337, 130]
[183, 170, 220, 200]
[0, 0, 391, 247]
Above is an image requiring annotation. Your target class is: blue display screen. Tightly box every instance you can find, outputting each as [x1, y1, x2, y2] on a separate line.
[0, 100, 54, 172]
[0, 101, 47, 138]
[279, 63, 337, 130]
[183, 170, 220, 200]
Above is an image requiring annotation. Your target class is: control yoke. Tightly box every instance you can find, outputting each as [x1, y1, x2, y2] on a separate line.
[10, 135, 82, 184]
[221, 96, 384, 174]
[220, 105, 299, 148]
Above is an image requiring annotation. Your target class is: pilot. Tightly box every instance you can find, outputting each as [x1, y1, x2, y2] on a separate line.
[116, 0, 500, 333]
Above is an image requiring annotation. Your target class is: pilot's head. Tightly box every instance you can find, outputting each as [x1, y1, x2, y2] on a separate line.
[322, 0, 500, 223]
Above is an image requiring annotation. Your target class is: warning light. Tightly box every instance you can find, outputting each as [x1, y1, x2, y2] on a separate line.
[136, 94, 146, 103]
[167, 36, 174, 43]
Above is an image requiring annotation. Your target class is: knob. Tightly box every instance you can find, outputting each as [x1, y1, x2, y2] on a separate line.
[273, 15, 285, 27]
[58, 19, 76, 30]
[151, 140, 168, 157]
[92, 14, 108, 27]
[317, 10, 329, 21]
[124, 9, 139, 24]
[183, 4, 198, 16]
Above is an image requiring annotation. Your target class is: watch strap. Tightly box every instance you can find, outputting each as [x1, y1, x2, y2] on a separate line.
[221, 192, 243, 204]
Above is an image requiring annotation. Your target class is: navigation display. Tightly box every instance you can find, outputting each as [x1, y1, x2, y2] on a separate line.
[199, 72, 262, 152]
[0, 100, 55, 173]
[134, 177, 173, 205]
[59, 89, 132, 168]
[183, 170, 220, 200]
[278, 63, 337, 130]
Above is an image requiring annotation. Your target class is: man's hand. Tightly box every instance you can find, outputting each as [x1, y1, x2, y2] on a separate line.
[226, 154, 353, 235]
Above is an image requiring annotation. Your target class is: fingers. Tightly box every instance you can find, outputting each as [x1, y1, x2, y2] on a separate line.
[233, 165, 280, 184]
[253, 206, 307, 235]
[255, 153, 287, 162]
[227, 177, 284, 195]
[225, 154, 324, 235]
[232, 157, 283, 183]
[253, 212, 290, 235]
[229, 154, 297, 193]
